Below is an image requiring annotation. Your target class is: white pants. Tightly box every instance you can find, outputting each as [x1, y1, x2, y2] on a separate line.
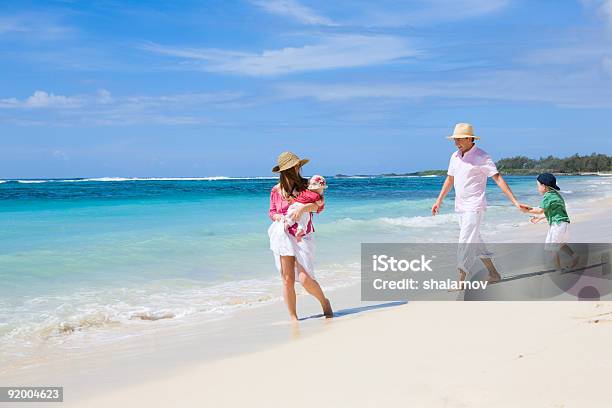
[457, 211, 492, 275]
[545, 222, 570, 252]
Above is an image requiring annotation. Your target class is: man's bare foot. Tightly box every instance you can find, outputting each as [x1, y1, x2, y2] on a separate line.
[481, 257, 501, 282]
[458, 270, 467, 281]
[487, 272, 501, 283]
[322, 298, 333, 318]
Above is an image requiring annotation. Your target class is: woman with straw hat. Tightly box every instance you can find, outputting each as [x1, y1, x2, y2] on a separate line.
[268, 151, 333, 320]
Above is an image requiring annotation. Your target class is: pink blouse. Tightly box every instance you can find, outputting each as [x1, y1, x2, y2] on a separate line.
[268, 185, 325, 236]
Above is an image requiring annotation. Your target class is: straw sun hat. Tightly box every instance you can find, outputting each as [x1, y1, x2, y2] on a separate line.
[446, 123, 481, 140]
[272, 151, 309, 173]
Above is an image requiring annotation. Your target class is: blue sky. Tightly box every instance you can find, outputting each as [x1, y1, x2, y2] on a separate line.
[0, 0, 611, 178]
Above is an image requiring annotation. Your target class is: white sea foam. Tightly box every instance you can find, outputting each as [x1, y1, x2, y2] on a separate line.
[0, 262, 359, 360]
[338, 175, 440, 179]
[386, 174, 440, 178]
[68, 177, 236, 182]
[16, 180, 47, 183]
[325, 213, 458, 232]
[57, 176, 277, 182]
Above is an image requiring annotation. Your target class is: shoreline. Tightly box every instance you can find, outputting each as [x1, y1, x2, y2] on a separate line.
[2, 194, 611, 406]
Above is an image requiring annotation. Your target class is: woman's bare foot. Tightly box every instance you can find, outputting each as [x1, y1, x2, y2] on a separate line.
[322, 298, 333, 318]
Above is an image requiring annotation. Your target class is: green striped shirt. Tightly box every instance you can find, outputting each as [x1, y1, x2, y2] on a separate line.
[541, 190, 570, 225]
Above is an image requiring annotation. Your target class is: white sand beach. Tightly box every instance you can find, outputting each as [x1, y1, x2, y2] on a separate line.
[68, 301, 612, 408]
[3, 196, 611, 408]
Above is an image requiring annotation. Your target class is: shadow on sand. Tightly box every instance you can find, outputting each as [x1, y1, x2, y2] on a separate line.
[299, 301, 407, 321]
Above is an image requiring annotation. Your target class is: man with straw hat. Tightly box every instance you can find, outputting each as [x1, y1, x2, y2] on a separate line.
[432, 123, 530, 282]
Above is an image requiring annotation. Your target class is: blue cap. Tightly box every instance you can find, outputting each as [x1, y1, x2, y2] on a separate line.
[537, 173, 560, 190]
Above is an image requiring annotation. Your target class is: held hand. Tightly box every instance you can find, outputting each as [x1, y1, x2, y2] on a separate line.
[273, 214, 283, 222]
[530, 216, 543, 224]
[431, 201, 441, 216]
[517, 203, 532, 213]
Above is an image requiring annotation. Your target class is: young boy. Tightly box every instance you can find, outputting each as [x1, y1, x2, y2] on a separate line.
[523, 173, 580, 271]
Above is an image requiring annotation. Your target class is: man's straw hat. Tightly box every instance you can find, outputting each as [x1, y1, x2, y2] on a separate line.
[446, 123, 480, 140]
[272, 151, 309, 173]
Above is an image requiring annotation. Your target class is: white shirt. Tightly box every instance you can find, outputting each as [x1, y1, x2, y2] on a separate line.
[447, 146, 499, 213]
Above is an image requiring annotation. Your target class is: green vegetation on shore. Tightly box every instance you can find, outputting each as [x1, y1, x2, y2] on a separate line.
[334, 153, 612, 178]
[496, 153, 612, 174]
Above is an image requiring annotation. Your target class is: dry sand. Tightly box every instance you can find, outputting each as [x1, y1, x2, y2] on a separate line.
[67, 301, 612, 408]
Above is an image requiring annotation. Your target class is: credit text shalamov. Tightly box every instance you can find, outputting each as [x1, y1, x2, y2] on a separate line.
[370, 255, 489, 291]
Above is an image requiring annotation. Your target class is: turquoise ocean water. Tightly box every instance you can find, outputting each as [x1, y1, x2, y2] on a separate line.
[1, 175, 611, 367]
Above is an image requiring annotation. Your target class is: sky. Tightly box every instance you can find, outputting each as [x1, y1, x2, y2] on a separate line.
[0, 0, 611, 178]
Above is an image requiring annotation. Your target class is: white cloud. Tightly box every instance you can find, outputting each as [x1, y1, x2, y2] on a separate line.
[602, 56, 612, 74]
[0, 90, 244, 126]
[605, 0, 612, 23]
[0, 90, 242, 110]
[97, 89, 113, 104]
[0, 15, 72, 39]
[277, 67, 612, 108]
[342, 0, 510, 27]
[430, 0, 510, 20]
[0, 91, 83, 109]
[523, 45, 607, 66]
[143, 35, 418, 76]
[582, 0, 612, 26]
[52, 150, 70, 161]
[251, 0, 337, 26]
[520, 32, 612, 78]
[0, 19, 28, 34]
[251, 0, 509, 28]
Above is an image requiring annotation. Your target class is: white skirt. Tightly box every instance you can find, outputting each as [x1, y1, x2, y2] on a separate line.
[268, 220, 316, 279]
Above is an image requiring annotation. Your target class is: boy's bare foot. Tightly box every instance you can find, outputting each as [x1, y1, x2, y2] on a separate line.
[322, 298, 333, 318]
[570, 255, 580, 269]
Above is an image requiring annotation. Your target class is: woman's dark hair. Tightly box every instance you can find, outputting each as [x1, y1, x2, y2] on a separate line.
[279, 165, 308, 199]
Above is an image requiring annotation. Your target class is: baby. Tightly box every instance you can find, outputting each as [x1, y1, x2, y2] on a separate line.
[286, 175, 327, 242]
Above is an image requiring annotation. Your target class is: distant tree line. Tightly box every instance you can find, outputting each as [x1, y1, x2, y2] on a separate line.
[496, 153, 612, 174]
[334, 153, 612, 178]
